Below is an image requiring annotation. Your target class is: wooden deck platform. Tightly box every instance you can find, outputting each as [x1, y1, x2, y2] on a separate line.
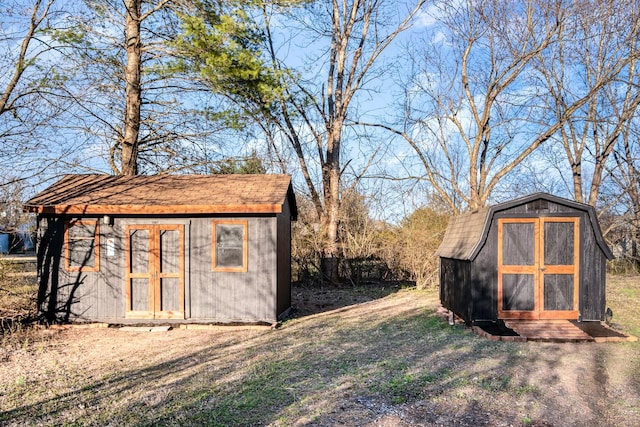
[505, 320, 593, 342]
[473, 319, 637, 343]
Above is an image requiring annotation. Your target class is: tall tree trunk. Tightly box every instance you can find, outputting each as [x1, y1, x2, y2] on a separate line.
[121, 0, 142, 175]
[321, 125, 342, 283]
[261, 0, 424, 283]
[633, 209, 640, 268]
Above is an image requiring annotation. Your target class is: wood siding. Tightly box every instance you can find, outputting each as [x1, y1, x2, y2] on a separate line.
[438, 196, 610, 324]
[190, 216, 278, 323]
[38, 213, 289, 324]
[496, 206, 605, 320]
[496, 217, 580, 320]
[494, 202, 604, 321]
[37, 216, 125, 322]
[439, 258, 471, 323]
[469, 217, 498, 322]
[579, 213, 607, 320]
[276, 200, 292, 318]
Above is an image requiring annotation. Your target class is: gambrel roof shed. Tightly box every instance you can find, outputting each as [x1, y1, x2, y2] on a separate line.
[25, 174, 297, 325]
[436, 193, 613, 324]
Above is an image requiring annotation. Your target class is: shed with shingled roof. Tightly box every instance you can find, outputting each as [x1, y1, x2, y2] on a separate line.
[24, 174, 297, 324]
[435, 193, 613, 325]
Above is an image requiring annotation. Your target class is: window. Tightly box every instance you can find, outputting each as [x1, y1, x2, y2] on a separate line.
[212, 220, 248, 272]
[65, 219, 99, 272]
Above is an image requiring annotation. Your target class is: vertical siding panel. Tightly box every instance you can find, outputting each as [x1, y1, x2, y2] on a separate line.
[189, 216, 278, 323]
[261, 217, 278, 320]
[98, 220, 124, 319]
[579, 212, 606, 320]
[251, 218, 263, 320]
[181, 222, 190, 318]
[41, 216, 65, 322]
[472, 218, 498, 322]
[56, 217, 101, 321]
[242, 217, 276, 322]
[71, 270, 92, 320]
[189, 218, 209, 319]
[277, 201, 292, 317]
[439, 258, 454, 313]
[440, 258, 471, 323]
[39, 213, 285, 323]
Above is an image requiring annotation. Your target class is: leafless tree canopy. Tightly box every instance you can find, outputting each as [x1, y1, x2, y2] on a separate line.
[4, 0, 640, 272]
[260, 0, 426, 282]
[369, 0, 640, 217]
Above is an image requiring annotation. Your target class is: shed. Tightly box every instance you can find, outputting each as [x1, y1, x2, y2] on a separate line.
[436, 193, 614, 324]
[24, 174, 297, 324]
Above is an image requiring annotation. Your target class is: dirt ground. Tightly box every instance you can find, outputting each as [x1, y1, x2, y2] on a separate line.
[1, 282, 639, 426]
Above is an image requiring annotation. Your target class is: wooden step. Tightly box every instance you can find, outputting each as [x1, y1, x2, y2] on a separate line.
[504, 320, 594, 342]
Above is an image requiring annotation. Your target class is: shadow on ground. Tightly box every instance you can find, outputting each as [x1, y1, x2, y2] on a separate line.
[288, 280, 412, 317]
[1, 285, 639, 427]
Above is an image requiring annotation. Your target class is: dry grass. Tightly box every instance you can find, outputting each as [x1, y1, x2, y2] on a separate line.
[0, 277, 638, 426]
[0, 260, 38, 349]
[607, 275, 640, 338]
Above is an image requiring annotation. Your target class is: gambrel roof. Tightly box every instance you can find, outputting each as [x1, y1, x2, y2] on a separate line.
[435, 207, 491, 261]
[436, 192, 613, 261]
[24, 174, 297, 219]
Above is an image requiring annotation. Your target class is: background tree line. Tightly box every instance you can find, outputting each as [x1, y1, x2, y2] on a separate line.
[2, 0, 640, 284]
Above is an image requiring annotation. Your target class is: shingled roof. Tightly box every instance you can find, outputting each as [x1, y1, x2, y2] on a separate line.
[24, 174, 297, 218]
[435, 207, 491, 260]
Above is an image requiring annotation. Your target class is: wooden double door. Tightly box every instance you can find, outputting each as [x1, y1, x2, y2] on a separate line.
[125, 224, 185, 319]
[497, 217, 580, 320]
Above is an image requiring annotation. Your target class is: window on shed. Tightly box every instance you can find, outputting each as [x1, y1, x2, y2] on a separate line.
[212, 220, 248, 272]
[65, 219, 99, 272]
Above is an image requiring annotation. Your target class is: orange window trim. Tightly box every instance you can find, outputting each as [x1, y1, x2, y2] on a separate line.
[64, 219, 100, 272]
[212, 220, 248, 273]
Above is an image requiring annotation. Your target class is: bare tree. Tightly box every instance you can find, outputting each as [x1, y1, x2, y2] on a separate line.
[0, 0, 78, 183]
[259, 0, 425, 282]
[121, 0, 145, 175]
[611, 117, 640, 264]
[538, 0, 640, 206]
[0, 0, 56, 129]
[367, 0, 638, 214]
